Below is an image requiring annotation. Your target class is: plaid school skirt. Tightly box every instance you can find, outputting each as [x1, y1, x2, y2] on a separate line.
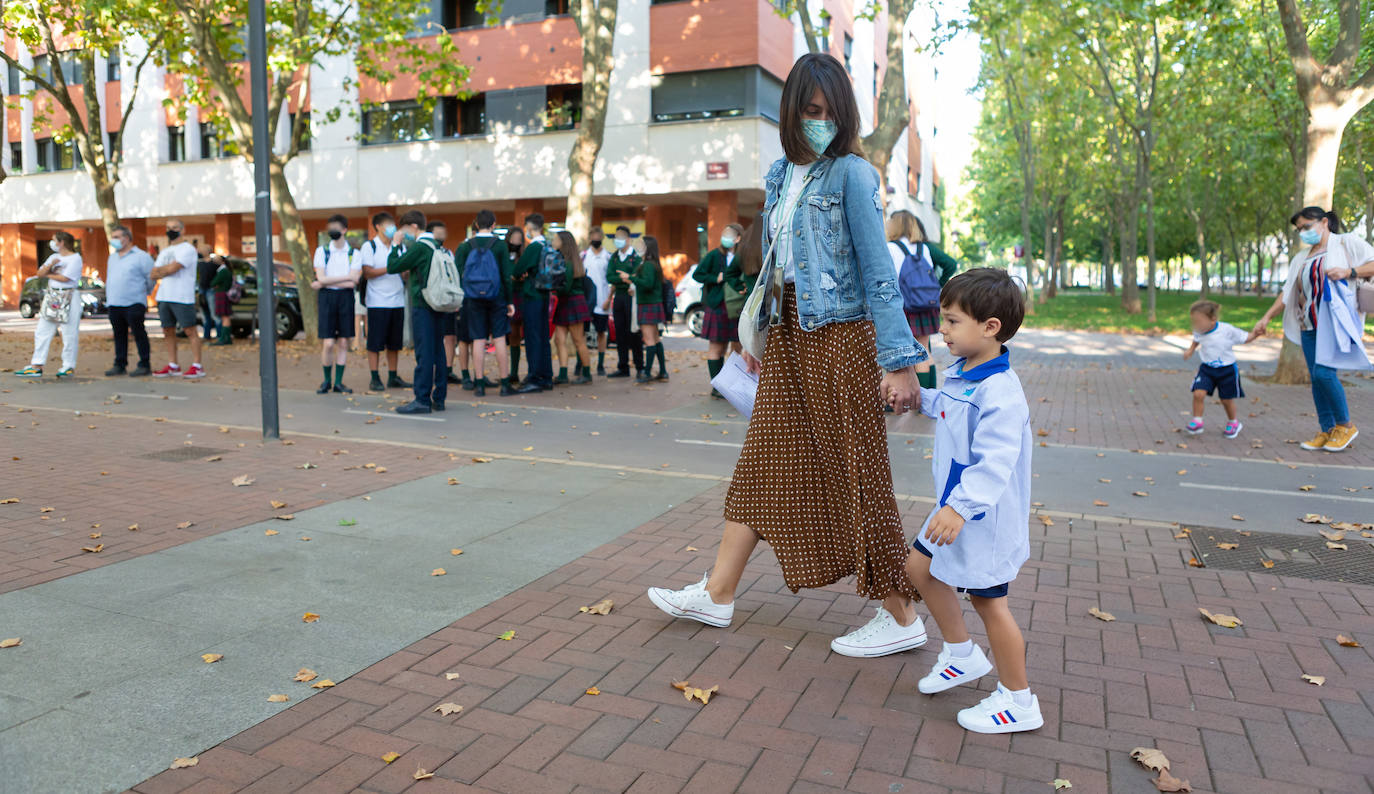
[553, 293, 592, 325]
[905, 307, 941, 337]
[701, 304, 738, 342]
[638, 301, 666, 326]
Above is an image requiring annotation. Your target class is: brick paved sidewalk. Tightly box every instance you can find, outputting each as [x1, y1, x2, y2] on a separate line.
[131, 488, 1374, 794]
[0, 406, 459, 593]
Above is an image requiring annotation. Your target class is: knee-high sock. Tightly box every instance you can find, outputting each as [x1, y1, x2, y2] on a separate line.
[707, 357, 723, 386]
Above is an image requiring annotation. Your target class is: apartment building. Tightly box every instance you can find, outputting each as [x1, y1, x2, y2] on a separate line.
[0, 0, 940, 307]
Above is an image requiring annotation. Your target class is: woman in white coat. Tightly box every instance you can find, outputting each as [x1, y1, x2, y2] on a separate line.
[1253, 207, 1374, 452]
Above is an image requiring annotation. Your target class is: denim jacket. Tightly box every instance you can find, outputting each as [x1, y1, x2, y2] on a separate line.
[755, 154, 927, 371]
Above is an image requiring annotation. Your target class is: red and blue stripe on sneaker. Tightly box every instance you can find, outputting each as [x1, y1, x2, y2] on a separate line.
[991, 709, 1017, 726]
[938, 665, 965, 681]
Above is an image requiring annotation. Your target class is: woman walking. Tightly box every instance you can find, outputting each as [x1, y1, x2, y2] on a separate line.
[1253, 207, 1374, 452]
[630, 235, 669, 382]
[888, 210, 958, 389]
[696, 222, 748, 397]
[16, 231, 85, 379]
[647, 53, 929, 657]
[551, 230, 594, 384]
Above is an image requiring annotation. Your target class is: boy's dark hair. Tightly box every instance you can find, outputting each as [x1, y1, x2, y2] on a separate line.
[778, 53, 864, 164]
[1189, 299, 1220, 320]
[426, 220, 446, 233]
[524, 213, 544, 230]
[615, 225, 631, 236]
[475, 209, 496, 229]
[370, 211, 393, 229]
[327, 213, 348, 227]
[940, 267, 1025, 342]
[398, 210, 426, 229]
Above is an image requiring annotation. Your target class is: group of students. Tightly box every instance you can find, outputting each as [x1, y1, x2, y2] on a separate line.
[309, 208, 682, 414]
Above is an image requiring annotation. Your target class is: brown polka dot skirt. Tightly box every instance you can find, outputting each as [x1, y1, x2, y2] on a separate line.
[725, 287, 918, 602]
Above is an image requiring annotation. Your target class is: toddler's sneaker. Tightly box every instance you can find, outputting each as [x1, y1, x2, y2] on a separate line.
[182, 363, 206, 379]
[1223, 420, 1242, 439]
[647, 572, 733, 627]
[830, 607, 927, 658]
[957, 684, 1044, 734]
[152, 363, 181, 378]
[917, 643, 993, 694]
[1184, 419, 1204, 435]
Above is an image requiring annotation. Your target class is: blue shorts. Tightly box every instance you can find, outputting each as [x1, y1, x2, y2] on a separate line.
[465, 297, 511, 340]
[1191, 363, 1243, 400]
[912, 538, 1010, 598]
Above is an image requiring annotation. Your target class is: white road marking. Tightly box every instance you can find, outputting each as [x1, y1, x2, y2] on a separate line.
[1179, 481, 1374, 504]
[342, 408, 444, 423]
[111, 392, 190, 400]
[675, 439, 743, 449]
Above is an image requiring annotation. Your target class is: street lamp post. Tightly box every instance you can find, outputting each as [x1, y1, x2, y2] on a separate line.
[248, 0, 279, 439]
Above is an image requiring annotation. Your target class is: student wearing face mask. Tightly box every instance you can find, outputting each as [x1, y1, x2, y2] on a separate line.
[695, 222, 747, 396]
[387, 209, 447, 413]
[310, 214, 363, 394]
[584, 228, 612, 376]
[149, 219, 206, 379]
[359, 212, 411, 391]
[606, 225, 645, 379]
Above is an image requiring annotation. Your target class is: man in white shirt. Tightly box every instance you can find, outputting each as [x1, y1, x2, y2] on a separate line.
[312, 213, 363, 394]
[584, 228, 612, 376]
[150, 218, 205, 378]
[359, 211, 410, 392]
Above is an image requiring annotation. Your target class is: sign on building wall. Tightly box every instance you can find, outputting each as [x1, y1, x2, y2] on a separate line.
[706, 162, 729, 180]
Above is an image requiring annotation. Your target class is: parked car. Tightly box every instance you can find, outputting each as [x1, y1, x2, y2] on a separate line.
[18, 275, 107, 318]
[674, 264, 705, 337]
[221, 258, 303, 340]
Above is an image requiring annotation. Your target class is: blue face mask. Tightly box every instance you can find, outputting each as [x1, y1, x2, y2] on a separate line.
[111, 239, 125, 252]
[613, 238, 627, 250]
[802, 119, 837, 158]
[403, 231, 416, 243]
[720, 235, 737, 249]
[1299, 228, 1322, 245]
[383, 224, 397, 238]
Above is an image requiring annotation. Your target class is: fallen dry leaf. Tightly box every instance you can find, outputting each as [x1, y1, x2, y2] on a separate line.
[0, 498, 19, 504]
[176, 521, 194, 529]
[444, 672, 461, 681]
[1199, 608, 1242, 628]
[498, 630, 516, 641]
[1088, 606, 1116, 622]
[1054, 780, 1072, 791]
[580, 599, 613, 616]
[684, 684, 719, 705]
[1261, 559, 1276, 569]
[264, 529, 279, 536]
[1231, 515, 1245, 522]
[204, 455, 222, 462]
[1176, 469, 1187, 475]
[1216, 543, 1239, 550]
[1039, 515, 1054, 526]
[293, 668, 318, 682]
[585, 687, 601, 696]
[1300, 513, 1332, 524]
[1187, 557, 1203, 567]
[472, 457, 492, 463]
[431, 568, 446, 576]
[201, 653, 223, 664]
[671, 680, 691, 691]
[310, 679, 335, 689]
[270, 500, 288, 509]
[1337, 634, 1361, 648]
[89, 532, 101, 539]
[268, 694, 289, 703]
[1152, 769, 1192, 792]
[1130, 747, 1170, 772]
[170, 757, 198, 770]
[1299, 484, 1315, 492]
[685, 546, 700, 552]
[381, 751, 401, 764]
[447, 477, 460, 485]
[1098, 478, 1112, 483]
[0, 637, 21, 648]
[450, 549, 463, 556]
[81, 544, 104, 553]
[1318, 529, 1346, 541]
[1132, 491, 1149, 497]
[434, 702, 463, 716]
[413, 768, 435, 781]
[231, 474, 255, 487]
[1093, 500, 1109, 507]
[39, 506, 54, 513]
[302, 612, 321, 623]
[1300, 674, 1325, 686]
[275, 514, 295, 521]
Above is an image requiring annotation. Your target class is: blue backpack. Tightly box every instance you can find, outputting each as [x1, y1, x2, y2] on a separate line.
[896, 241, 940, 311]
[462, 239, 502, 300]
[533, 242, 566, 291]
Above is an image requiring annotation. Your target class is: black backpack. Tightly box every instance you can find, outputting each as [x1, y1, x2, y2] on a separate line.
[661, 277, 676, 315]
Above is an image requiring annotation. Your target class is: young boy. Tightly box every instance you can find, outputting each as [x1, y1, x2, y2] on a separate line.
[311, 213, 362, 394]
[359, 212, 410, 392]
[905, 267, 1040, 734]
[510, 213, 553, 393]
[1183, 299, 1260, 438]
[455, 209, 514, 397]
[386, 210, 446, 414]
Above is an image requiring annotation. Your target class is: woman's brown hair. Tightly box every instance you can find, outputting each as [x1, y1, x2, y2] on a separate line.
[556, 230, 585, 279]
[53, 231, 76, 251]
[778, 53, 864, 165]
[736, 218, 764, 277]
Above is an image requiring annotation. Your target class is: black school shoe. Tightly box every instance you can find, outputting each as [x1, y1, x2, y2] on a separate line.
[105, 365, 127, 376]
[461, 373, 474, 390]
[317, 380, 333, 394]
[333, 383, 353, 394]
[655, 371, 669, 382]
[129, 364, 152, 377]
[515, 382, 545, 394]
[606, 370, 631, 379]
[500, 382, 517, 396]
[572, 374, 592, 385]
[635, 371, 653, 383]
[388, 374, 412, 389]
[369, 376, 385, 391]
[432, 400, 445, 411]
[395, 400, 432, 414]
[473, 382, 486, 397]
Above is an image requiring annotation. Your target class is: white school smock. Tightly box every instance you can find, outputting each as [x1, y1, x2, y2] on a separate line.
[1193, 321, 1249, 368]
[917, 347, 1033, 590]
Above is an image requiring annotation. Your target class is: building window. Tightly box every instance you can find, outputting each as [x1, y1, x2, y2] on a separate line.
[107, 47, 121, 81]
[818, 15, 830, 53]
[650, 67, 779, 124]
[200, 121, 241, 159]
[545, 0, 570, 14]
[543, 85, 581, 130]
[36, 51, 86, 85]
[168, 125, 186, 161]
[6, 62, 20, 95]
[9, 142, 21, 172]
[290, 112, 311, 151]
[106, 132, 121, 162]
[361, 101, 434, 145]
[440, 95, 486, 137]
[843, 33, 853, 74]
[34, 138, 79, 172]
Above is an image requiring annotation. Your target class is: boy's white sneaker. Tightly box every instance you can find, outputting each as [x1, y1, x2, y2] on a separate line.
[647, 572, 733, 627]
[917, 643, 993, 694]
[957, 684, 1044, 734]
[830, 607, 928, 657]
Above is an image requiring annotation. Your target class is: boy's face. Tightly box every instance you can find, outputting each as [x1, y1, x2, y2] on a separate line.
[524, 223, 541, 241]
[1189, 310, 1215, 334]
[432, 226, 447, 244]
[938, 302, 1002, 359]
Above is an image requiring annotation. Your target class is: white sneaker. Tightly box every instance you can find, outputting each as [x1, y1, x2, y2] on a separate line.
[830, 607, 927, 657]
[646, 572, 733, 627]
[956, 683, 1044, 734]
[917, 643, 993, 694]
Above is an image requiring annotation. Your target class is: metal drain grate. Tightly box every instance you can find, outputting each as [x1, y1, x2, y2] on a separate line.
[1188, 526, 1374, 585]
[138, 447, 233, 462]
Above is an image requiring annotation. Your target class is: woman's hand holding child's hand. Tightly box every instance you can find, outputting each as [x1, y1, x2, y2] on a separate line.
[924, 505, 965, 547]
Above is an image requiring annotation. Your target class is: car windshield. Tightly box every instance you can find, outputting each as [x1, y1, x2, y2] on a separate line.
[231, 260, 298, 287]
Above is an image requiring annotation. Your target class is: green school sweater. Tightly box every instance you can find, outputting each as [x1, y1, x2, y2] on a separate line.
[630, 255, 664, 306]
[454, 235, 510, 303]
[606, 249, 640, 296]
[510, 238, 547, 302]
[386, 236, 437, 308]
[693, 247, 746, 308]
[209, 264, 232, 293]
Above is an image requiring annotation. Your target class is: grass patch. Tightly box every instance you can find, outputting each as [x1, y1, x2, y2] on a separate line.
[1022, 292, 1283, 335]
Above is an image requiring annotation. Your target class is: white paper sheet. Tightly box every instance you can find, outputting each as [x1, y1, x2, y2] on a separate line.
[711, 352, 759, 419]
